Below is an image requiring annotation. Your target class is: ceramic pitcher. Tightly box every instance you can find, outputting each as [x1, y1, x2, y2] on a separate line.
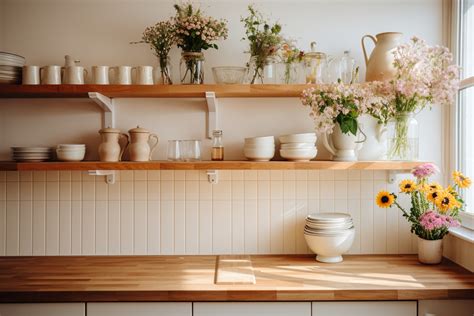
[357, 115, 387, 161]
[98, 127, 129, 162]
[361, 32, 402, 81]
[322, 124, 366, 161]
[128, 126, 159, 161]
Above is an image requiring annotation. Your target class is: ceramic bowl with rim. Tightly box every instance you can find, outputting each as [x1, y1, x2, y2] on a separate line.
[244, 136, 275, 145]
[56, 148, 86, 161]
[243, 147, 275, 161]
[280, 143, 316, 149]
[212, 66, 247, 84]
[280, 148, 317, 161]
[304, 227, 355, 263]
[57, 144, 86, 149]
[279, 133, 317, 144]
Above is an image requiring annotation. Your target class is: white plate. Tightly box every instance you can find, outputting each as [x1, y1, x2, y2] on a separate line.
[307, 212, 352, 221]
[11, 147, 52, 152]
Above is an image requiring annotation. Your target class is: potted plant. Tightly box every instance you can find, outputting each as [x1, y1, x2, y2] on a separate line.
[301, 82, 368, 161]
[173, 2, 228, 84]
[241, 5, 283, 84]
[133, 20, 176, 85]
[375, 163, 470, 264]
[373, 37, 459, 161]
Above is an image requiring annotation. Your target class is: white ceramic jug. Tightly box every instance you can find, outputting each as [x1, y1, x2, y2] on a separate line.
[357, 115, 387, 161]
[322, 124, 366, 161]
[98, 127, 129, 162]
[361, 32, 402, 81]
[128, 126, 159, 161]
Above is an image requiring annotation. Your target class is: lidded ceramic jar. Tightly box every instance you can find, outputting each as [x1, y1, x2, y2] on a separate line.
[98, 127, 129, 162]
[128, 126, 159, 162]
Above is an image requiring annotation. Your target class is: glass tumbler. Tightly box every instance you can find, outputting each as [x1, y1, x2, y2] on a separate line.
[181, 140, 202, 161]
[167, 140, 181, 161]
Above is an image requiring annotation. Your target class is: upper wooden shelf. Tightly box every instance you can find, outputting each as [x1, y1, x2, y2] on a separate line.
[0, 161, 424, 171]
[0, 84, 313, 99]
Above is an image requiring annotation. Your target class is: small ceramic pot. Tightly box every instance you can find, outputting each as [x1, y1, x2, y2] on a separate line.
[417, 237, 443, 265]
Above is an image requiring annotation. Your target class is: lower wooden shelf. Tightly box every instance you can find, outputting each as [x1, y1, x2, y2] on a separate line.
[0, 160, 424, 171]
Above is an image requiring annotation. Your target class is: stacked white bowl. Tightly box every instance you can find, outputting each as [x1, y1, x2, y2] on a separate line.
[279, 133, 317, 161]
[304, 212, 355, 263]
[243, 136, 275, 161]
[56, 144, 86, 162]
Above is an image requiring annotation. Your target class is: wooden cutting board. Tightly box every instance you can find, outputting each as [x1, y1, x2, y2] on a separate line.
[214, 255, 256, 285]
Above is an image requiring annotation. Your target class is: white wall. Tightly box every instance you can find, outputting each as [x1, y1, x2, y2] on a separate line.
[0, 0, 445, 256]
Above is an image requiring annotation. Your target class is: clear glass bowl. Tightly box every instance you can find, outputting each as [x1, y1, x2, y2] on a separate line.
[212, 66, 246, 84]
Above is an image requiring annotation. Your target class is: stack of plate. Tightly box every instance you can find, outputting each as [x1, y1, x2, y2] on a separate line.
[304, 212, 355, 263]
[11, 147, 53, 162]
[0, 52, 25, 84]
[279, 133, 317, 161]
[243, 136, 275, 161]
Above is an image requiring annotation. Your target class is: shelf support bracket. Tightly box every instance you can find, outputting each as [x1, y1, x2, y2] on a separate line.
[88, 92, 115, 128]
[207, 170, 218, 184]
[88, 170, 116, 184]
[387, 170, 411, 184]
[205, 91, 218, 139]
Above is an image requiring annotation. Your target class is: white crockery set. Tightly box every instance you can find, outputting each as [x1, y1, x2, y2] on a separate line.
[243, 136, 275, 161]
[304, 212, 355, 263]
[11, 147, 53, 162]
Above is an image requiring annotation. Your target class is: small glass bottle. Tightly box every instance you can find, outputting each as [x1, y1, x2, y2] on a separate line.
[211, 130, 224, 161]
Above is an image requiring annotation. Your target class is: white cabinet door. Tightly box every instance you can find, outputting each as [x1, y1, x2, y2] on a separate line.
[418, 300, 474, 316]
[312, 301, 417, 316]
[193, 302, 311, 316]
[0, 303, 85, 316]
[87, 303, 192, 316]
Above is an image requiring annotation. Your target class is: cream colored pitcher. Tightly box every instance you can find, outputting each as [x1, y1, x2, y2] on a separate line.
[98, 127, 129, 162]
[361, 32, 402, 81]
[128, 126, 159, 161]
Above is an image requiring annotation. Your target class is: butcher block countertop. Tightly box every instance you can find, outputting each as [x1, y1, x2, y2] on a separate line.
[0, 255, 472, 302]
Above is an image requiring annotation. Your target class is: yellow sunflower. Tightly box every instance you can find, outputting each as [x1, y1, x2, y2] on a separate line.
[452, 171, 471, 188]
[426, 189, 440, 204]
[376, 191, 395, 208]
[434, 190, 460, 213]
[399, 179, 416, 193]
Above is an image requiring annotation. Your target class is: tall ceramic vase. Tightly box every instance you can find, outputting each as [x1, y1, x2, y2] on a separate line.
[417, 237, 443, 264]
[357, 115, 387, 161]
[361, 32, 403, 81]
[322, 124, 366, 161]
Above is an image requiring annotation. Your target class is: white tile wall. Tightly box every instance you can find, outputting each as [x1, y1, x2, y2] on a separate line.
[0, 170, 417, 256]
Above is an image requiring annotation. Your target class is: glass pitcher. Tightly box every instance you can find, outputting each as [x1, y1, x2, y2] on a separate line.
[303, 42, 329, 84]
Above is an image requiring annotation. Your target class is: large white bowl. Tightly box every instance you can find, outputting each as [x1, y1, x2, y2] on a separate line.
[280, 148, 317, 161]
[244, 147, 275, 161]
[244, 136, 275, 145]
[56, 149, 86, 162]
[57, 144, 86, 149]
[304, 228, 355, 263]
[280, 143, 315, 149]
[279, 133, 317, 144]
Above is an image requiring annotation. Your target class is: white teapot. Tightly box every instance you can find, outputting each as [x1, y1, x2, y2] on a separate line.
[128, 126, 159, 161]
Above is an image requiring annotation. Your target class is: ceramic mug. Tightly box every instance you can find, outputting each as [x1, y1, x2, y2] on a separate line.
[63, 66, 87, 84]
[110, 66, 132, 85]
[22, 66, 40, 85]
[132, 66, 154, 85]
[40, 65, 62, 84]
[91, 66, 109, 84]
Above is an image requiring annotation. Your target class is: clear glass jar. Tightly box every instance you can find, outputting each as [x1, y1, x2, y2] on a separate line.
[387, 112, 419, 161]
[180, 52, 204, 84]
[156, 57, 173, 85]
[303, 42, 329, 84]
[211, 130, 224, 161]
[247, 55, 278, 84]
[277, 62, 301, 84]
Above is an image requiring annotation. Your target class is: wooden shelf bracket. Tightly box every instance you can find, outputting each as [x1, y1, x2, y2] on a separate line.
[205, 91, 218, 139]
[88, 92, 115, 128]
[87, 170, 116, 184]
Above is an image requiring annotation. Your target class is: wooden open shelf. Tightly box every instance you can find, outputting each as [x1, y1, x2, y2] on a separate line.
[0, 84, 314, 98]
[0, 160, 424, 171]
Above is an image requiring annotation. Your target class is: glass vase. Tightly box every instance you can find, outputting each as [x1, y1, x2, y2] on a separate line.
[247, 55, 278, 84]
[156, 58, 172, 85]
[278, 62, 300, 84]
[180, 51, 204, 84]
[387, 112, 419, 161]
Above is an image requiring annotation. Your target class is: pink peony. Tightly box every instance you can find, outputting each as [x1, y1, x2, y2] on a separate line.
[411, 163, 439, 179]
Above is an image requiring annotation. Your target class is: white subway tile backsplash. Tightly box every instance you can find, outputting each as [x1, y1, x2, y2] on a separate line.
[0, 169, 416, 256]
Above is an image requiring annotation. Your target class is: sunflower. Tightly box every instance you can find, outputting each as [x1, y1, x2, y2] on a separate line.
[435, 190, 460, 213]
[399, 179, 416, 193]
[452, 171, 471, 188]
[376, 191, 395, 208]
[426, 189, 440, 204]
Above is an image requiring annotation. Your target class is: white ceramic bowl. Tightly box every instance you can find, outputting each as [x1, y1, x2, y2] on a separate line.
[304, 228, 355, 263]
[56, 149, 86, 162]
[244, 147, 275, 161]
[244, 136, 275, 145]
[280, 143, 316, 149]
[280, 148, 317, 161]
[57, 144, 86, 149]
[279, 133, 317, 144]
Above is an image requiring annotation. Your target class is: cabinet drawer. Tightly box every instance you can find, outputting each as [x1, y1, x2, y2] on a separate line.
[0, 303, 85, 316]
[312, 301, 417, 316]
[418, 300, 474, 316]
[87, 303, 191, 316]
[193, 302, 311, 316]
